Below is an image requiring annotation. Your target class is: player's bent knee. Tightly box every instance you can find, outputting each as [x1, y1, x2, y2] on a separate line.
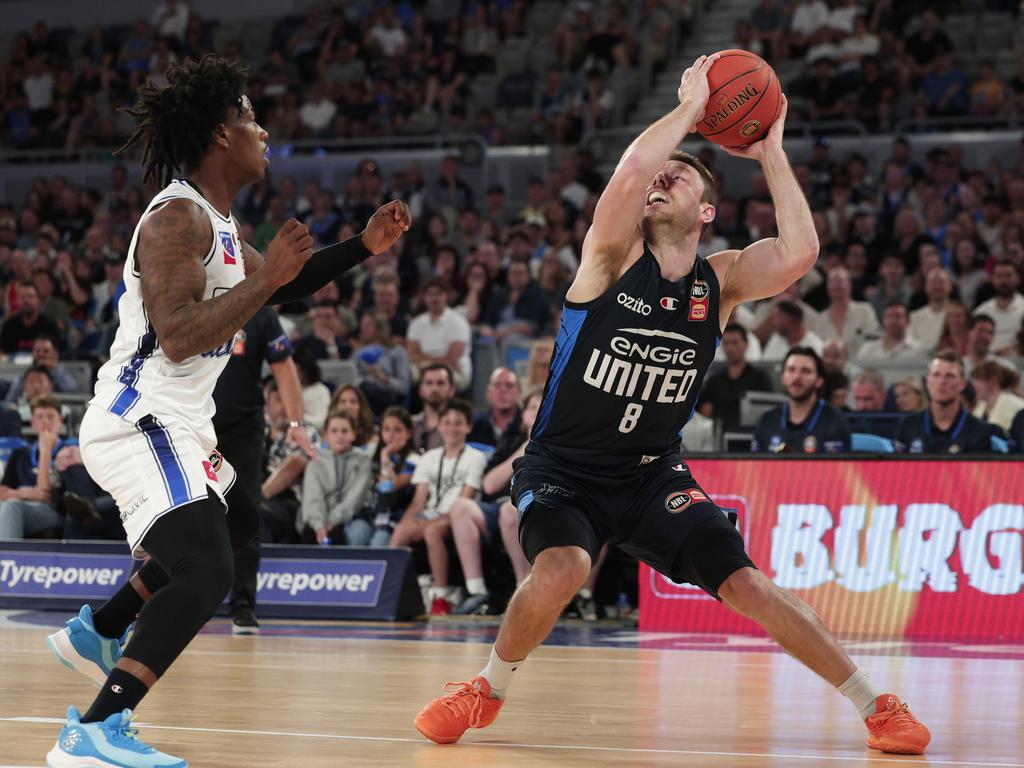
[448, 498, 474, 520]
[531, 546, 590, 602]
[718, 567, 771, 616]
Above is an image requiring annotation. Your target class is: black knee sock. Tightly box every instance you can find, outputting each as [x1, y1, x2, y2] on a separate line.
[91, 560, 169, 640]
[81, 668, 150, 723]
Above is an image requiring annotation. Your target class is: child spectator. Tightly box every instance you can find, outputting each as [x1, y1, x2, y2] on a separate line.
[300, 413, 373, 545]
[389, 399, 487, 614]
[328, 384, 377, 450]
[367, 406, 418, 546]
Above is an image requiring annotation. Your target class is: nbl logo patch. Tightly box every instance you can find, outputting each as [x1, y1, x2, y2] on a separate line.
[221, 232, 237, 265]
[688, 279, 709, 321]
[664, 488, 708, 514]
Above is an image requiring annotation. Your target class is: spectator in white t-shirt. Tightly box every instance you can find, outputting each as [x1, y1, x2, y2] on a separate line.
[962, 313, 1016, 379]
[812, 266, 880, 355]
[389, 400, 487, 615]
[857, 301, 925, 363]
[788, 0, 830, 58]
[762, 301, 825, 360]
[299, 82, 337, 136]
[152, 0, 190, 40]
[909, 267, 954, 353]
[973, 260, 1024, 354]
[407, 278, 473, 389]
[368, 6, 408, 58]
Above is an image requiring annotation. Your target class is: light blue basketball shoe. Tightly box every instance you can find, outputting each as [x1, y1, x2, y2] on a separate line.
[47, 605, 129, 686]
[47, 707, 187, 768]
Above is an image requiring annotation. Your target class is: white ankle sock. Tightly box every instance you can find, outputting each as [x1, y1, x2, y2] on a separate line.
[838, 669, 880, 720]
[428, 585, 453, 601]
[466, 577, 487, 596]
[479, 646, 524, 699]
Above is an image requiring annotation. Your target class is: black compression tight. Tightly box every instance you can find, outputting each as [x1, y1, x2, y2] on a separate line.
[119, 489, 234, 677]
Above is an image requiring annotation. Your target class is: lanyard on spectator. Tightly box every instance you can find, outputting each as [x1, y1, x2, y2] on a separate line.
[924, 407, 967, 441]
[781, 398, 825, 434]
[436, 447, 466, 502]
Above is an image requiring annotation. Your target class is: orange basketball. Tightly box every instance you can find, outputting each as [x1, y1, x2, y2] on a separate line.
[696, 50, 782, 149]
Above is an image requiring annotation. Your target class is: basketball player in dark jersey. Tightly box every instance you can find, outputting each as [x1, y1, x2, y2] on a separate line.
[415, 55, 930, 755]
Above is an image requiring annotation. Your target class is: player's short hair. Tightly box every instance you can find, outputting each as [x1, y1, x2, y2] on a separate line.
[438, 398, 473, 424]
[931, 348, 965, 377]
[783, 346, 825, 379]
[722, 322, 748, 342]
[668, 151, 718, 207]
[116, 55, 250, 187]
[29, 394, 60, 414]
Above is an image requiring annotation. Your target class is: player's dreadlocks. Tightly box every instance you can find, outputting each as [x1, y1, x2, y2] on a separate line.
[115, 55, 249, 188]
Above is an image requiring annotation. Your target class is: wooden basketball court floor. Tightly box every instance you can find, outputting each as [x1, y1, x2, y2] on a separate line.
[1, 610, 1022, 767]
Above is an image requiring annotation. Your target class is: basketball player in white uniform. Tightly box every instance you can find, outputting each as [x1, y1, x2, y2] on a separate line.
[44, 56, 410, 768]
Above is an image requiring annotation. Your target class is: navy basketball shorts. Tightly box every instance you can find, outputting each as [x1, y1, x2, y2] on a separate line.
[510, 454, 756, 599]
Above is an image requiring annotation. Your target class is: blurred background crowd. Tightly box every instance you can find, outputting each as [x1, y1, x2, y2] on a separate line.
[1, 0, 1022, 619]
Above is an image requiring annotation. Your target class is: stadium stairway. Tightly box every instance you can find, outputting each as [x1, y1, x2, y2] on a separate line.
[631, 0, 762, 127]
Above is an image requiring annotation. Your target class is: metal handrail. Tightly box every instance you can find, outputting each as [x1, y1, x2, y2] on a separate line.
[893, 114, 1023, 133]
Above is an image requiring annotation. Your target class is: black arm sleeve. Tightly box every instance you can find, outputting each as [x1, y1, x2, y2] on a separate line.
[266, 236, 374, 306]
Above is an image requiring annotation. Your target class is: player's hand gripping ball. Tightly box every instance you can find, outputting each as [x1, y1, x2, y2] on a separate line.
[696, 50, 783, 149]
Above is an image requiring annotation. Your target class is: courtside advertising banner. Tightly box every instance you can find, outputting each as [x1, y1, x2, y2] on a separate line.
[640, 459, 1024, 641]
[0, 542, 421, 620]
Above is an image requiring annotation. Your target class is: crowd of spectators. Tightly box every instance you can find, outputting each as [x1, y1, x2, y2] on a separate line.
[1, 4, 1024, 619]
[1, 0, 681, 151]
[733, 0, 1024, 132]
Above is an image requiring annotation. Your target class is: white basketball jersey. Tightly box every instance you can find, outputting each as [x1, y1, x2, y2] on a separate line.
[93, 179, 246, 445]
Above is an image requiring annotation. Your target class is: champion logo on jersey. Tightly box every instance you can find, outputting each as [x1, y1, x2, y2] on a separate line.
[660, 296, 679, 310]
[221, 232, 237, 265]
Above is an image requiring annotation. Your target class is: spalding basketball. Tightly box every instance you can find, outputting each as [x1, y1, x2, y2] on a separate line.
[697, 50, 782, 149]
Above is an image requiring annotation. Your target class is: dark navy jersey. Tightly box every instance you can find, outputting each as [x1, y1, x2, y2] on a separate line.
[752, 398, 851, 454]
[528, 246, 721, 474]
[894, 408, 992, 454]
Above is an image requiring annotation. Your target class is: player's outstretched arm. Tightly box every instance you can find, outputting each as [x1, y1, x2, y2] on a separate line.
[576, 55, 719, 297]
[238, 200, 412, 305]
[137, 199, 312, 363]
[709, 96, 819, 320]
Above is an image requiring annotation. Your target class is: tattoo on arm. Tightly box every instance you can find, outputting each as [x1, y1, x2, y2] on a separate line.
[137, 199, 276, 363]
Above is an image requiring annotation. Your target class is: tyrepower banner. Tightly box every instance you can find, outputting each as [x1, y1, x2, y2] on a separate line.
[640, 459, 1024, 641]
[0, 542, 422, 620]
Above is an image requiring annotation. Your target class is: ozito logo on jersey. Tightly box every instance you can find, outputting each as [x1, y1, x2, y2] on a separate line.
[660, 296, 679, 310]
[221, 232, 237, 265]
[617, 292, 652, 316]
[664, 488, 708, 513]
[688, 279, 709, 321]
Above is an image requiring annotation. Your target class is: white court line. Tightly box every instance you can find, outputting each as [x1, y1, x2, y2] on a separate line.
[3, 717, 1021, 768]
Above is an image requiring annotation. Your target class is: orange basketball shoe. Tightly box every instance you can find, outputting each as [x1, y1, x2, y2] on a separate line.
[414, 676, 504, 744]
[866, 694, 931, 754]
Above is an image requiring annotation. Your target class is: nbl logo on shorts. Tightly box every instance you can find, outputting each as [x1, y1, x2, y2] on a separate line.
[664, 488, 707, 514]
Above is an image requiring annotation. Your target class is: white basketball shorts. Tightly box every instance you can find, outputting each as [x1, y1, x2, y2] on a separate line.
[79, 406, 237, 559]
